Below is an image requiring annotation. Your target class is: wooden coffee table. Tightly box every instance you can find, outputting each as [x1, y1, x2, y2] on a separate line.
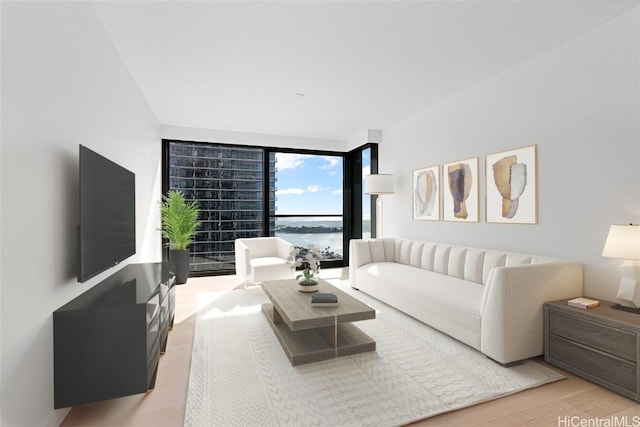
[261, 279, 376, 366]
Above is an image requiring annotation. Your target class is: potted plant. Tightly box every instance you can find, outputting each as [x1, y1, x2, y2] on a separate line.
[160, 190, 201, 284]
[289, 244, 322, 292]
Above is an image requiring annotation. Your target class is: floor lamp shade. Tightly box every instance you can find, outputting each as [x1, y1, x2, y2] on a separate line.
[602, 224, 640, 309]
[364, 174, 395, 195]
[364, 174, 394, 238]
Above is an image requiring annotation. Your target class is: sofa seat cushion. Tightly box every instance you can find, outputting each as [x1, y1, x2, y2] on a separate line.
[250, 257, 287, 268]
[250, 257, 291, 282]
[354, 262, 483, 350]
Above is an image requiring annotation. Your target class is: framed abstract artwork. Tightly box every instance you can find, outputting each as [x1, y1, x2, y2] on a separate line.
[413, 165, 440, 221]
[443, 157, 479, 222]
[485, 144, 537, 224]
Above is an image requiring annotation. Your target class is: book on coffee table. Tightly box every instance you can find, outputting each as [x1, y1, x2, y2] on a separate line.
[311, 292, 338, 307]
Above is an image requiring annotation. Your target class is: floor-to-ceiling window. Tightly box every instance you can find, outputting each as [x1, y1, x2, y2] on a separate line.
[268, 150, 344, 265]
[164, 140, 275, 273]
[163, 140, 377, 276]
[361, 147, 372, 240]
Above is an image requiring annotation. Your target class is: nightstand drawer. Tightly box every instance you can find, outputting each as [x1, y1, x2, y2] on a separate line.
[549, 311, 636, 362]
[549, 335, 637, 392]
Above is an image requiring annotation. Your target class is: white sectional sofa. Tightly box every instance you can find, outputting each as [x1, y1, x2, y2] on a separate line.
[349, 238, 583, 365]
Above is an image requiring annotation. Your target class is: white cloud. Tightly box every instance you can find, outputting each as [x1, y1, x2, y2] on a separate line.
[276, 188, 305, 195]
[275, 153, 310, 171]
[307, 184, 332, 193]
[319, 156, 340, 169]
[362, 165, 370, 177]
[331, 189, 343, 195]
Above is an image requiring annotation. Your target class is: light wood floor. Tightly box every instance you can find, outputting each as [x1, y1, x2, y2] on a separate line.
[62, 270, 640, 426]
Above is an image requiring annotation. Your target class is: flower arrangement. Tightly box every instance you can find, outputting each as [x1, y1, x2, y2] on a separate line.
[289, 244, 322, 285]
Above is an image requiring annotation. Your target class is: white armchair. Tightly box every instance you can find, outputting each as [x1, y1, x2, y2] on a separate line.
[235, 237, 294, 285]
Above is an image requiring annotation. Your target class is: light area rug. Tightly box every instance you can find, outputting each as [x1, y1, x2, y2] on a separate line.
[184, 281, 564, 427]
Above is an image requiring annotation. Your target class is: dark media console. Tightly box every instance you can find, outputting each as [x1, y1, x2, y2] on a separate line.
[53, 262, 175, 408]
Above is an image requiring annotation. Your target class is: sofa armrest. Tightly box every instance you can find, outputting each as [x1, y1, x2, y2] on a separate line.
[349, 239, 363, 288]
[349, 238, 399, 288]
[480, 262, 583, 364]
[275, 237, 294, 260]
[234, 240, 251, 279]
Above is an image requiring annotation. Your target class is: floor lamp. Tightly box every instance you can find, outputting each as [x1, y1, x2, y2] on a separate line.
[365, 174, 395, 238]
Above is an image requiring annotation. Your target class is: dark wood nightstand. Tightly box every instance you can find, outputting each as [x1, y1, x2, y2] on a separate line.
[544, 299, 640, 402]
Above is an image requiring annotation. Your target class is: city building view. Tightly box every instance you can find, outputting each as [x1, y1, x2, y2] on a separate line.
[167, 141, 275, 272]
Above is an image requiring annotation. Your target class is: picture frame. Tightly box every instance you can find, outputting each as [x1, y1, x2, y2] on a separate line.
[485, 144, 537, 224]
[413, 165, 440, 221]
[443, 157, 479, 222]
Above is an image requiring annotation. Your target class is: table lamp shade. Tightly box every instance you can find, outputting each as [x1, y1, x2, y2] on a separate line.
[602, 224, 640, 260]
[365, 174, 395, 195]
[602, 224, 640, 310]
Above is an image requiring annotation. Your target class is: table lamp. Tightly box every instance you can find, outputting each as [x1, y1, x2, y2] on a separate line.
[364, 174, 394, 238]
[602, 224, 640, 313]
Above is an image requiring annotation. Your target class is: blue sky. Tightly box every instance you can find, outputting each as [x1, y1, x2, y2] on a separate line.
[275, 152, 371, 216]
[275, 153, 344, 215]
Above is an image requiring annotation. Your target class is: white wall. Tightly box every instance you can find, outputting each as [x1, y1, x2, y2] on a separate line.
[346, 129, 382, 151]
[0, 2, 3, 422]
[162, 124, 347, 152]
[1, 3, 161, 426]
[381, 7, 639, 302]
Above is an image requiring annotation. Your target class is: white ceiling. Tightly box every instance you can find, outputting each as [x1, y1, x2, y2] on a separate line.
[92, 1, 637, 142]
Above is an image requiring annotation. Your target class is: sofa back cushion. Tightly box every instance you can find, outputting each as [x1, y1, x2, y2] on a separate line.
[421, 243, 437, 271]
[350, 238, 398, 268]
[381, 239, 396, 262]
[398, 240, 413, 265]
[506, 254, 532, 266]
[482, 251, 507, 284]
[352, 240, 372, 267]
[463, 248, 486, 284]
[353, 238, 556, 286]
[448, 247, 467, 279]
[369, 240, 386, 263]
[238, 237, 277, 258]
[434, 246, 451, 274]
[394, 239, 429, 268]
[409, 242, 424, 268]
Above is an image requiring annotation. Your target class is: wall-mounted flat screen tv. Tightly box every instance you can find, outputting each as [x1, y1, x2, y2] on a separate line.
[78, 145, 136, 282]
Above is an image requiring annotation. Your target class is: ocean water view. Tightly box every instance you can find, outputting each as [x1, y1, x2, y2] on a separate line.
[274, 217, 371, 260]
